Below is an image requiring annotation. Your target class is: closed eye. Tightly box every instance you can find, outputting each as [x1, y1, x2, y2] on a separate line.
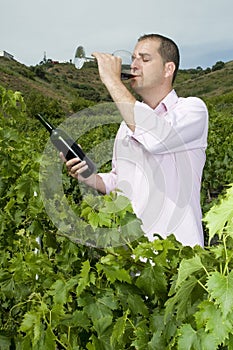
[132, 53, 152, 63]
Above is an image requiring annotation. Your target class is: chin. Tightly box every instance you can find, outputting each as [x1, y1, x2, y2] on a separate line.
[131, 79, 140, 89]
[131, 83, 142, 93]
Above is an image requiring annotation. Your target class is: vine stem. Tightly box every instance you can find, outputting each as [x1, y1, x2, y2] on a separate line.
[223, 234, 229, 275]
[202, 263, 210, 277]
[197, 279, 209, 293]
[9, 292, 41, 317]
[43, 312, 68, 350]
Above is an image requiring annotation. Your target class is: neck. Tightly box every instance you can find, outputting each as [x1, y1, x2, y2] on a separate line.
[140, 86, 173, 109]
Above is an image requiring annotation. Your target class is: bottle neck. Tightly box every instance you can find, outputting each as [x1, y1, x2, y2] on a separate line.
[36, 114, 55, 133]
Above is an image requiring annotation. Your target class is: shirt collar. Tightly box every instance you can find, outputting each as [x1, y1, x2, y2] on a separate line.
[154, 89, 178, 116]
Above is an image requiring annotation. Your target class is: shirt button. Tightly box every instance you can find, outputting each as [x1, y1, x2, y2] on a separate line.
[122, 135, 130, 146]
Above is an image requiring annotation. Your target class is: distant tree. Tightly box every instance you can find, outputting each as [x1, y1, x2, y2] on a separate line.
[204, 67, 211, 74]
[187, 68, 198, 74]
[33, 66, 46, 80]
[71, 97, 95, 112]
[212, 61, 225, 72]
[25, 91, 65, 119]
[195, 66, 205, 76]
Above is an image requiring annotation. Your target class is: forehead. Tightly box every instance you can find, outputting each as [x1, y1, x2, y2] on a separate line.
[133, 39, 160, 55]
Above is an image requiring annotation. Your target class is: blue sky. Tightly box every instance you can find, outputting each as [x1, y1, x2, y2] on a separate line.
[1, 0, 233, 69]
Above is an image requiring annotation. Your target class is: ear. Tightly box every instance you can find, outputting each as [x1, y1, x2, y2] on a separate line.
[164, 62, 176, 79]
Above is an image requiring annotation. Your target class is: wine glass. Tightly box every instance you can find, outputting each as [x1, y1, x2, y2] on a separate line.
[73, 46, 134, 80]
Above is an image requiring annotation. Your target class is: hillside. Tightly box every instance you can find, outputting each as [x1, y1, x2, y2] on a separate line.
[1, 56, 233, 116]
[175, 60, 233, 98]
[0, 57, 110, 115]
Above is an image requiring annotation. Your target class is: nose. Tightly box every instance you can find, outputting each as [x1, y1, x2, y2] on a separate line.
[131, 56, 140, 71]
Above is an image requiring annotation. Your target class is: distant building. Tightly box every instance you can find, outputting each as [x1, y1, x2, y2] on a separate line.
[0, 50, 14, 60]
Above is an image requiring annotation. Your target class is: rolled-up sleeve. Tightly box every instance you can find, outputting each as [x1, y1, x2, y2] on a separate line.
[132, 98, 208, 154]
[98, 158, 117, 194]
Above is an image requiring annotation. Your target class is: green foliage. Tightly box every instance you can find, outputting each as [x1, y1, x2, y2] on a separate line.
[175, 61, 233, 98]
[203, 183, 233, 244]
[32, 65, 47, 80]
[201, 100, 233, 213]
[70, 96, 95, 112]
[71, 83, 101, 102]
[212, 61, 225, 72]
[1, 86, 233, 350]
[24, 91, 65, 119]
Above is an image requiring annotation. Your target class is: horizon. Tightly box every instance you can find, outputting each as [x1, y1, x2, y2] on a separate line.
[1, 47, 232, 71]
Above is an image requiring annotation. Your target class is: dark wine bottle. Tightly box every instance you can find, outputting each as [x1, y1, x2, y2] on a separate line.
[36, 114, 96, 178]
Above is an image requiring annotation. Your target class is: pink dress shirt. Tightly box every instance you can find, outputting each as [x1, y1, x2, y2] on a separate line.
[99, 90, 208, 247]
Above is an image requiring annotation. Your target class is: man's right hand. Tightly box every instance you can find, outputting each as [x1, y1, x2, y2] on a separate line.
[60, 152, 106, 194]
[60, 152, 88, 180]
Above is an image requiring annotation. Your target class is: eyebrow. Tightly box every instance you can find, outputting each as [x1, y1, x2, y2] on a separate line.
[132, 53, 152, 60]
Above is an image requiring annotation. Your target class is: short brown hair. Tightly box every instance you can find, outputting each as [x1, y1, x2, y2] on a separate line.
[138, 33, 180, 83]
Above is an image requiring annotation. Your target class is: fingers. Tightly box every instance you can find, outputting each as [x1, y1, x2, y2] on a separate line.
[59, 152, 67, 162]
[69, 160, 88, 179]
[92, 52, 112, 59]
[92, 52, 122, 84]
[92, 52, 122, 67]
[60, 153, 87, 179]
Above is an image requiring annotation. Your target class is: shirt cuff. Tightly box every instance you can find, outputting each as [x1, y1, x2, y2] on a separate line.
[98, 172, 117, 194]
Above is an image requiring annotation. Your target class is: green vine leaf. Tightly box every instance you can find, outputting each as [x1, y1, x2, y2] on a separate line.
[178, 325, 219, 350]
[110, 309, 129, 346]
[207, 270, 233, 317]
[176, 254, 204, 289]
[136, 264, 167, 301]
[49, 279, 68, 305]
[165, 276, 198, 321]
[96, 262, 131, 284]
[177, 324, 198, 350]
[76, 260, 96, 296]
[195, 300, 232, 343]
[1, 84, 233, 349]
[203, 183, 233, 243]
[19, 311, 42, 345]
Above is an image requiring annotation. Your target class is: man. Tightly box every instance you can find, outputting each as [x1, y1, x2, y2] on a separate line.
[63, 34, 208, 247]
